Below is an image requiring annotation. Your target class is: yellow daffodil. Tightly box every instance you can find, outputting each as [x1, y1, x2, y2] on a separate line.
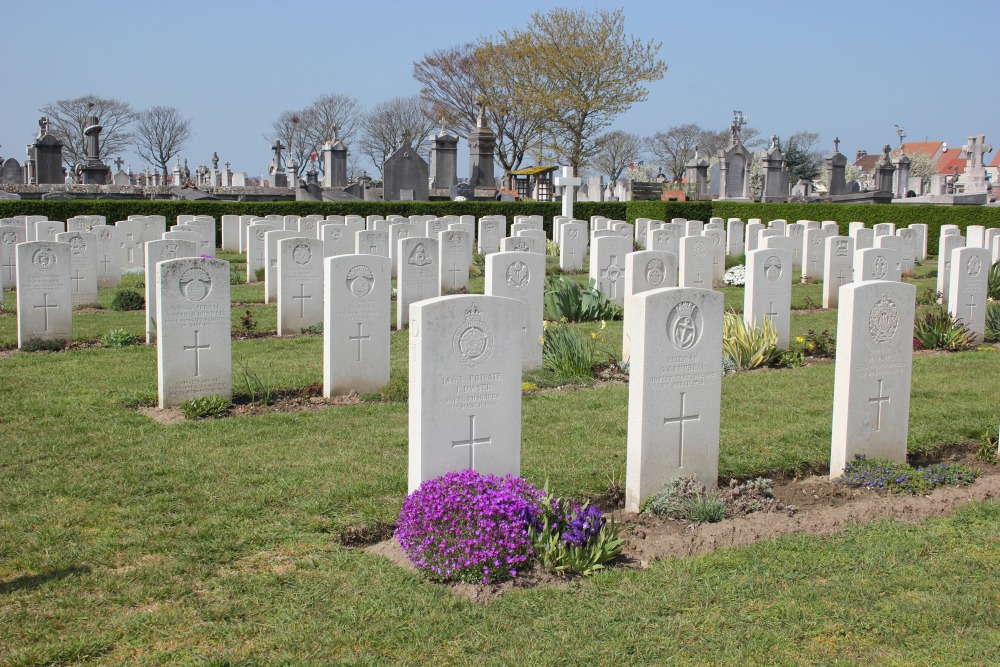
[591, 332, 597, 340]
[795, 336, 805, 344]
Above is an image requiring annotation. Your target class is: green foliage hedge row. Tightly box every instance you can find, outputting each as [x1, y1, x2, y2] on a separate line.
[2, 199, 997, 255]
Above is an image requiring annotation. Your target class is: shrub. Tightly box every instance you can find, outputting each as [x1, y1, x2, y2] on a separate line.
[301, 322, 323, 335]
[721, 355, 738, 376]
[21, 337, 66, 352]
[110, 288, 145, 311]
[723, 312, 781, 370]
[254, 267, 266, 282]
[794, 329, 836, 357]
[528, 488, 623, 576]
[100, 329, 140, 348]
[912, 307, 976, 351]
[543, 276, 622, 322]
[396, 470, 544, 585]
[916, 287, 941, 306]
[986, 302, 1000, 342]
[645, 475, 795, 520]
[178, 395, 231, 420]
[988, 260, 1000, 300]
[239, 310, 258, 334]
[681, 495, 727, 523]
[542, 321, 609, 378]
[839, 456, 979, 495]
[643, 476, 708, 517]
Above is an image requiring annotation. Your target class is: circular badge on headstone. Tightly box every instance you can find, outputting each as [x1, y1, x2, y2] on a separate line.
[667, 301, 701, 351]
[872, 255, 888, 279]
[449, 234, 462, 248]
[346, 264, 374, 297]
[1, 230, 17, 245]
[506, 260, 530, 291]
[645, 258, 665, 286]
[868, 293, 898, 344]
[98, 228, 112, 243]
[764, 255, 782, 282]
[453, 304, 493, 367]
[32, 246, 57, 271]
[693, 241, 707, 258]
[69, 236, 87, 255]
[967, 255, 982, 277]
[569, 229, 579, 239]
[485, 222, 495, 233]
[619, 227, 629, 237]
[179, 266, 213, 302]
[292, 242, 312, 265]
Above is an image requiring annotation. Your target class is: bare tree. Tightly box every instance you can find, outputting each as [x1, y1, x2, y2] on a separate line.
[133, 106, 193, 177]
[591, 130, 643, 183]
[357, 96, 437, 176]
[265, 92, 362, 177]
[645, 123, 702, 182]
[39, 95, 137, 169]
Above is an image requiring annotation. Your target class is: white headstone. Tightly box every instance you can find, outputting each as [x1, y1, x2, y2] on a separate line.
[221, 215, 241, 251]
[92, 225, 122, 289]
[590, 235, 630, 305]
[873, 222, 895, 237]
[264, 230, 304, 303]
[559, 221, 587, 272]
[909, 223, 928, 261]
[277, 237, 324, 336]
[245, 223, 276, 282]
[396, 237, 439, 330]
[849, 226, 874, 251]
[438, 230, 471, 294]
[830, 281, 915, 477]
[145, 239, 199, 343]
[320, 222, 353, 258]
[854, 247, 901, 283]
[703, 228, 726, 284]
[623, 250, 677, 363]
[0, 225, 26, 290]
[936, 234, 965, 305]
[785, 223, 804, 267]
[744, 222, 764, 254]
[356, 229, 389, 258]
[388, 223, 416, 278]
[324, 254, 391, 396]
[726, 219, 744, 257]
[625, 287, 723, 512]
[678, 235, 713, 289]
[822, 236, 855, 309]
[156, 257, 232, 408]
[477, 217, 503, 255]
[34, 220, 65, 243]
[55, 231, 98, 307]
[16, 241, 72, 348]
[948, 247, 991, 344]
[408, 295, 523, 492]
[802, 228, 826, 282]
[485, 251, 545, 370]
[894, 228, 917, 275]
[501, 235, 543, 254]
[744, 248, 793, 349]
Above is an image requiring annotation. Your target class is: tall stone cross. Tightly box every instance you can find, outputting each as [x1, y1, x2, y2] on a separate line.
[114, 157, 125, 171]
[962, 134, 992, 170]
[553, 166, 582, 218]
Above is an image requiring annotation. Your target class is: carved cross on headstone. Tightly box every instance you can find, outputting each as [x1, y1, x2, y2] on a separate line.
[350, 322, 370, 362]
[452, 414, 492, 471]
[292, 283, 312, 318]
[663, 392, 700, 467]
[34, 292, 58, 332]
[183, 330, 211, 377]
[868, 379, 890, 432]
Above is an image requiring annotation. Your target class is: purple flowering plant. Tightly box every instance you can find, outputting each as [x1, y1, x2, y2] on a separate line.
[527, 487, 623, 576]
[395, 469, 545, 585]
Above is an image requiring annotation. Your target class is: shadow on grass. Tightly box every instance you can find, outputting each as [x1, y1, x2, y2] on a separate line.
[0, 565, 91, 595]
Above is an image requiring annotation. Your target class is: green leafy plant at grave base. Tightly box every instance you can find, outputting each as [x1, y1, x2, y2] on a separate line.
[521, 381, 539, 392]
[178, 395, 232, 420]
[528, 485, 624, 576]
[800, 295, 819, 309]
[545, 239, 559, 257]
[681, 495, 727, 523]
[723, 312, 781, 370]
[777, 349, 804, 368]
[721, 355, 739, 376]
[234, 357, 276, 406]
[100, 329, 140, 348]
[110, 288, 145, 311]
[794, 329, 836, 357]
[254, 267, 266, 282]
[643, 476, 708, 517]
[912, 307, 976, 351]
[988, 261, 1000, 300]
[542, 320, 610, 378]
[230, 267, 245, 285]
[301, 322, 323, 335]
[543, 276, 622, 322]
[976, 432, 999, 464]
[985, 302, 1000, 342]
[839, 455, 979, 495]
[644, 476, 793, 521]
[916, 287, 942, 306]
[20, 337, 66, 352]
[239, 310, 258, 334]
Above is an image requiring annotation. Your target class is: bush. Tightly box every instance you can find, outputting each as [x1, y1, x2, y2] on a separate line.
[110, 288, 145, 311]
[723, 312, 781, 370]
[21, 337, 66, 352]
[986, 302, 1000, 342]
[543, 276, 622, 322]
[528, 488, 623, 576]
[396, 470, 544, 585]
[912, 307, 976, 351]
[178, 395, 231, 420]
[794, 329, 836, 357]
[839, 456, 979, 495]
[542, 321, 610, 378]
[100, 329, 140, 348]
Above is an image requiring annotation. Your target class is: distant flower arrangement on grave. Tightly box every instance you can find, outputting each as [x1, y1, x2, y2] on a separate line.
[723, 264, 746, 286]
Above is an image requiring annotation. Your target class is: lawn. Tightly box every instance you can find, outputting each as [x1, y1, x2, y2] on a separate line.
[1, 250, 998, 665]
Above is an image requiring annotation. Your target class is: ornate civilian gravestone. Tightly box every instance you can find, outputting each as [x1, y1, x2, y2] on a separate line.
[559, 221, 588, 272]
[396, 237, 439, 330]
[590, 235, 631, 306]
[145, 239, 198, 343]
[485, 251, 545, 370]
[678, 235, 713, 289]
[323, 254, 391, 396]
[55, 231, 98, 307]
[16, 241, 72, 348]
[744, 248, 793, 349]
[408, 295, 523, 492]
[156, 257, 232, 408]
[625, 287, 724, 512]
[277, 237, 324, 336]
[822, 236, 855, 309]
[947, 247, 991, 344]
[830, 281, 916, 477]
[854, 247, 901, 283]
[623, 250, 677, 363]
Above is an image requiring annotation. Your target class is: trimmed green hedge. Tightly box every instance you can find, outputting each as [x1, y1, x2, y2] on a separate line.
[2, 199, 997, 255]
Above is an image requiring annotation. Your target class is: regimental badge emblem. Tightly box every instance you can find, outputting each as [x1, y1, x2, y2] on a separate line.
[32, 246, 57, 271]
[1, 230, 17, 245]
[693, 241, 707, 258]
[619, 227, 629, 237]
[645, 258, 665, 287]
[453, 304, 493, 367]
[330, 229, 341, 239]
[164, 242, 179, 259]
[836, 240, 849, 257]
[514, 240, 529, 252]
[98, 228, 111, 242]
[569, 229, 579, 239]
[667, 301, 701, 351]
[764, 255, 782, 282]
[179, 266, 213, 302]
[346, 264, 374, 297]
[485, 222, 495, 233]
[449, 234, 461, 248]
[69, 236, 87, 255]
[869, 293, 899, 344]
[967, 255, 982, 277]
[255, 228, 267, 241]
[506, 260, 530, 290]
[408, 243, 432, 266]
[872, 255, 888, 279]
[292, 242, 312, 265]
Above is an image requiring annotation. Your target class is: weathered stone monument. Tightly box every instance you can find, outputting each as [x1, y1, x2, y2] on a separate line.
[467, 107, 496, 190]
[77, 105, 112, 185]
[383, 144, 429, 201]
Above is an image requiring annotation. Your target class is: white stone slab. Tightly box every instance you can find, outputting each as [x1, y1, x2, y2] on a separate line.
[726, 219, 744, 257]
[145, 239, 198, 343]
[34, 220, 65, 243]
[485, 251, 545, 370]
[909, 223, 928, 261]
[264, 230, 304, 303]
[849, 226, 874, 251]
[590, 235, 631, 305]
[678, 235, 713, 289]
[744, 222, 764, 253]
[397, 237, 439, 330]
[55, 231, 98, 307]
[277, 237, 324, 336]
[92, 225, 122, 289]
[936, 234, 965, 305]
[477, 217, 503, 255]
[320, 223, 353, 258]
[830, 281, 915, 477]
[703, 228, 725, 283]
[623, 250, 677, 363]
[785, 223, 804, 267]
[625, 287, 723, 511]
[744, 248, 792, 349]
[356, 229, 389, 258]
[408, 294, 523, 492]
[854, 247, 901, 283]
[558, 221, 587, 272]
[648, 224, 679, 256]
[16, 241, 72, 348]
[156, 257, 232, 408]
[894, 228, 917, 275]
[802, 228, 826, 282]
[0, 225, 26, 290]
[965, 225, 986, 248]
[245, 224, 276, 282]
[438, 230, 471, 294]
[501, 235, 543, 254]
[221, 215, 241, 251]
[948, 247, 990, 344]
[684, 220, 703, 236]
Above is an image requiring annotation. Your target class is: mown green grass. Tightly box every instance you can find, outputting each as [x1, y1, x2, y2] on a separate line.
[1, 251, 998, 664]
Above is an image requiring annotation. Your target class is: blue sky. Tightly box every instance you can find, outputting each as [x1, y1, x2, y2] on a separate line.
[2, 0, 997, 178]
